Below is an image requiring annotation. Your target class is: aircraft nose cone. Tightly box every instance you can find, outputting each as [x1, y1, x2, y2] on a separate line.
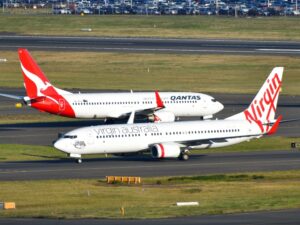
[54, 139, 65, 152]
[217, 101, 224, 112]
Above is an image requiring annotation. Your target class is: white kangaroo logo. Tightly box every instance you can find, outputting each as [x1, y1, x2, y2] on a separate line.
[21, 63, 59, 104]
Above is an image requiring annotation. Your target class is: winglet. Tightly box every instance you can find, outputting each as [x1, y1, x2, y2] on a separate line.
[267, 115, 282, 135]
[155, 91, 165, 108]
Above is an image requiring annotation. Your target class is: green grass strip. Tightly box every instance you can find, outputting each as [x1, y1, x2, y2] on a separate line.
[0, 15, 300, 40]
[0, 170, 300, 218]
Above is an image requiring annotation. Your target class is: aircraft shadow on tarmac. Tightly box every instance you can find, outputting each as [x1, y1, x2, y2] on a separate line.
[0, 117, 152, 129]
[6, 154, 207, 164]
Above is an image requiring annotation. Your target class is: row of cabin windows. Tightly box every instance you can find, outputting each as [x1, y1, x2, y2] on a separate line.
[73, 101, 147, 106]
[72, 100, 198, 106]
[97, 133, 141, 139]
[165, 129, 240, 135]
[96, 129, 240, 139]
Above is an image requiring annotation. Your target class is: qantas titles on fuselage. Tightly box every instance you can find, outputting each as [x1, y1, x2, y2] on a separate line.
[65, 93, 221, 119]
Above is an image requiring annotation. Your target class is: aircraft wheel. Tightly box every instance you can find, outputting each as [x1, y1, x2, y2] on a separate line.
[76, 158, 82, 164]
[179, 152, 189, 161]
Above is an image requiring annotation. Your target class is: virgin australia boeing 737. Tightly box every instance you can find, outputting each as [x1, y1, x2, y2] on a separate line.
[54, 67, 284, 163]
[0, 49, 223, 122]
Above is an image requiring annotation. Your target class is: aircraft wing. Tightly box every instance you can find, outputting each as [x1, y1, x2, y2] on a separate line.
[107, 91, 165, 118]
[0, 93, 24, 100]
[177, 133, 262, 148]
[134, 90, 165, 115]
[177, 116, 283, 148]
[108, 106, 163, 119]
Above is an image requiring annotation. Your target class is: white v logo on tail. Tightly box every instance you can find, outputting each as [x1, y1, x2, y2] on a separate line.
[227, 67, 283, 133]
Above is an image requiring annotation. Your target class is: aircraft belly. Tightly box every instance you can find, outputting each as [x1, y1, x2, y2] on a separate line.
[74, 107, 108, 118]
[165, 105, 204, 117]
[83, 139, 148, 154]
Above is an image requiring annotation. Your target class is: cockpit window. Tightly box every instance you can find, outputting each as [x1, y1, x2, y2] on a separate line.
[211, 98, 217, 102]
[63, 135, 77, 139]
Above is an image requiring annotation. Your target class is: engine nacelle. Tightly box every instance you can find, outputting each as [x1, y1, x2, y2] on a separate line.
[149, 111, 176, 123]
[151, 143, 181, 159]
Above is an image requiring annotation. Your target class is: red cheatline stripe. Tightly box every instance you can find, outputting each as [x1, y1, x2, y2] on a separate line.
[158, 143, 165, 158]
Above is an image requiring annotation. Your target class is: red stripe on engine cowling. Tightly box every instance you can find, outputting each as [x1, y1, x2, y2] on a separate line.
[158, 144, 165, 158]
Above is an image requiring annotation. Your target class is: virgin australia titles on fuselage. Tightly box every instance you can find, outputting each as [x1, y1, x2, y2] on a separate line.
[54, 67, 284, 162]
[0, 48, 223, 122]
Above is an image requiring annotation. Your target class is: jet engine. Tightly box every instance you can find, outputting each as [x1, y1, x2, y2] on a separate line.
[151, 143, 181, 159]
[148, 111, 176, 123]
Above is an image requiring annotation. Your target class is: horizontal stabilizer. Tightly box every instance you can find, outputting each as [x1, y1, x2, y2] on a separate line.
[0, 93, 24, 100]
[267, 115, 282, 135]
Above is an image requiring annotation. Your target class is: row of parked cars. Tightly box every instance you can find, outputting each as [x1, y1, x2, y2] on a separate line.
[51, 0, 299, 16]
[1, 0, 299, 16]
[53, 6, 299, 16]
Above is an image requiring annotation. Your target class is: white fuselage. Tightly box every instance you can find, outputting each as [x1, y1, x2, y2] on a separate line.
[63, 92, 223, 118]
[54, 119, 262, 156]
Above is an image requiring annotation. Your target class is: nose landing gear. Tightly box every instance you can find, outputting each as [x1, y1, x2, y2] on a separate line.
[68, 154, 83, 164]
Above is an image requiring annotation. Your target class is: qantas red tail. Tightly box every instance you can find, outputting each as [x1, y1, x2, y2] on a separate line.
[19, 48, 58, 98]
[18, 49, 75, 118]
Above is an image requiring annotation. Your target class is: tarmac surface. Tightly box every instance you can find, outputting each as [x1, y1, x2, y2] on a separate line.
[0, 209, 300, 225]
[0, 35, 300, 55]
[0, 150, 300, 181]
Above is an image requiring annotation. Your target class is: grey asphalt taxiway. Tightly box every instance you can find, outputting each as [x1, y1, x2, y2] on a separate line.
[0, 150, 300, 181]
[0, 35, 300, 55]
[1, 209, 300, 225]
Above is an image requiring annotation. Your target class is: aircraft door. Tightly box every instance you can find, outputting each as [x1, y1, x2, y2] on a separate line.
[86, 132, 94, 145]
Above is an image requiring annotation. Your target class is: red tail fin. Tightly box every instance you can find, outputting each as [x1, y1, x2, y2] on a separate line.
[19, 48, 58, 98]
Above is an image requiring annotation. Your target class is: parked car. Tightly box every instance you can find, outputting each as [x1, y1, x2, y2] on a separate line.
[53, 7, 72, 14]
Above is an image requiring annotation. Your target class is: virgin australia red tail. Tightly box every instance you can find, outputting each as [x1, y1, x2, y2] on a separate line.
[226, 67, 283, 133]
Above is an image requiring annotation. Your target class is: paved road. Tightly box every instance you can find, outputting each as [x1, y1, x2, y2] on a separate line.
[0, 150, 300, 181]
[0, 35, 300, 55]
[0, 209, 300, 225]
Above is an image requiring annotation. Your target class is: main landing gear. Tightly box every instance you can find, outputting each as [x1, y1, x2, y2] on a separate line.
[179, 150, 190, 161]
[76, 158, 82, 164]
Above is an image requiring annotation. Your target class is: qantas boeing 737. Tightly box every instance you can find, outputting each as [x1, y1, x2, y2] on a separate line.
[54, 67, 284, 163]
[0, 49, 223, 122]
